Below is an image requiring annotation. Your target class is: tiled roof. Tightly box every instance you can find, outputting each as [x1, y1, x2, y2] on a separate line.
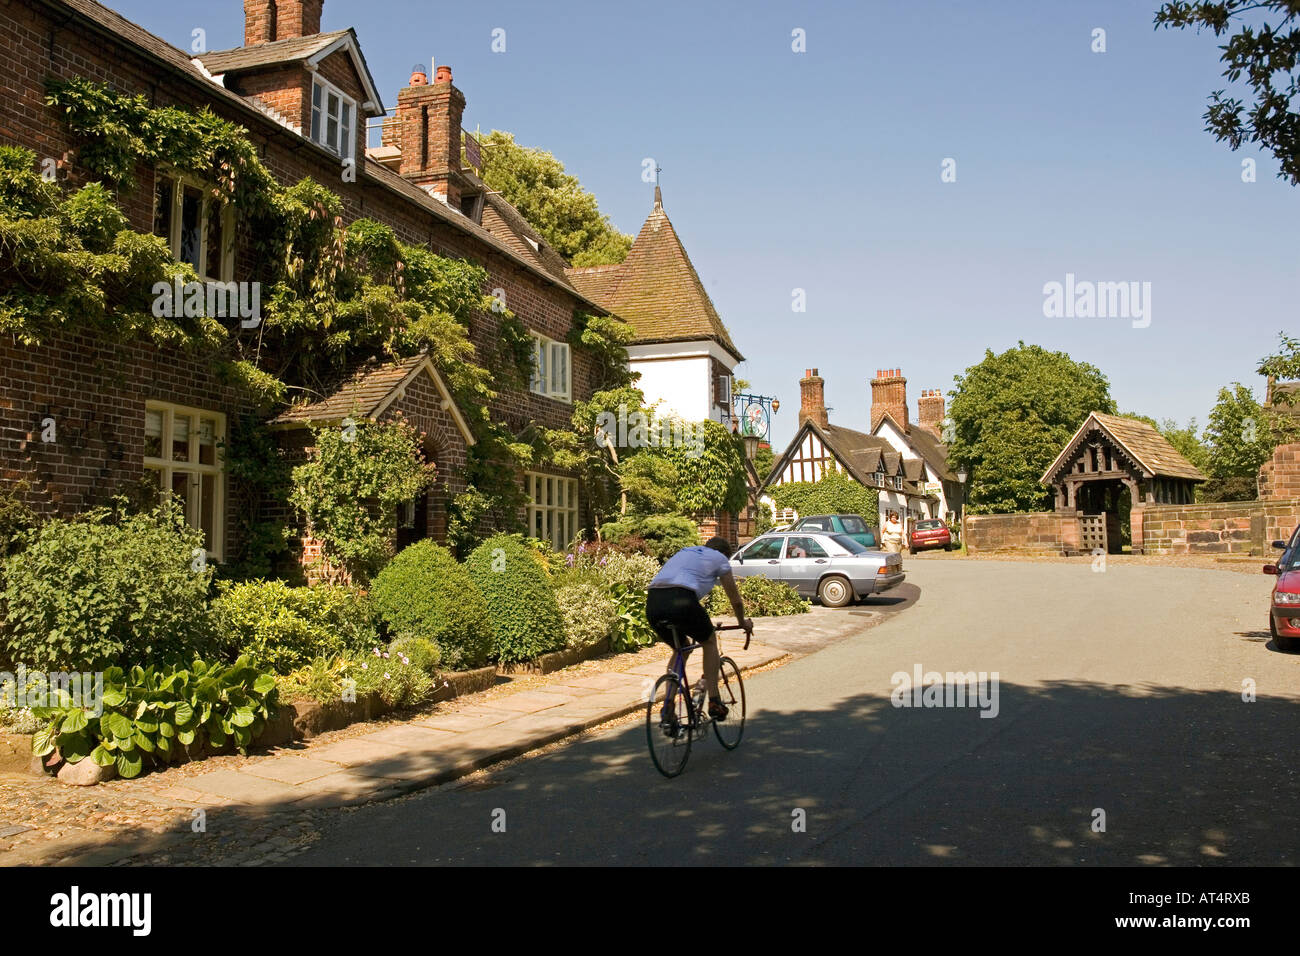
[197, 31, 350, 73]
[764, 420, 928, 497]
[1042, 412, 1206, 483]
[566, 192, 742, 362]
[480, 194, 574, 287]
[904, 422, 955, 481]
[566, 263, 624, 304]
[270, 354, 425, 424]
[267, 353, 475, 444]
[47, 2, 600, 315]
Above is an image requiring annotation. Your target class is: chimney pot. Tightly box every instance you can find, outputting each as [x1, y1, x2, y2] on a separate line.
[435, 65, 453, 83]
[410, 67, 428, 86]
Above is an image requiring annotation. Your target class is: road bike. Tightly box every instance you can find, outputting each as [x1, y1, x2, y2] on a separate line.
[645, 622, 749, 778]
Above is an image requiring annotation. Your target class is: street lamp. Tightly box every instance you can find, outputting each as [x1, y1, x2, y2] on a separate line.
[956, 467, 969, 550]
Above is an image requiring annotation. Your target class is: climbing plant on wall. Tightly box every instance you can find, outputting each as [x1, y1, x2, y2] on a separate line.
[17, 77, 556, 556]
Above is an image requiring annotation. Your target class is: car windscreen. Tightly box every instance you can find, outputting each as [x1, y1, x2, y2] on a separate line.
[916, 520, 945, 529]
[831, 534, 870, 554]
[840, 516, 867, 533]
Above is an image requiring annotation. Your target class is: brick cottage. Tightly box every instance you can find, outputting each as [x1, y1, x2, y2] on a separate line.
[0, 0, 617, 569]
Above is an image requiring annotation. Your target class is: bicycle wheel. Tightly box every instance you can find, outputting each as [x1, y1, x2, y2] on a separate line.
[646, 673, 692, 777]
[712, 657, 746, 750]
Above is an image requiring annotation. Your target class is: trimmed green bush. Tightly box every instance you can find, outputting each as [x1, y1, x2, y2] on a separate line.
[369, 540, 492, 671]
[600, 514, 700, 561]
[465, 535, 565, 664]
[707, 576, 810, 617]
[1, 501, 214, 670]
[557, 582, 619, 651]
[211, 580, 378, 674]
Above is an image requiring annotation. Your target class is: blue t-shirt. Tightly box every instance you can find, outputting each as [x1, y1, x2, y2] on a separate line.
[650, 546, 733, 600]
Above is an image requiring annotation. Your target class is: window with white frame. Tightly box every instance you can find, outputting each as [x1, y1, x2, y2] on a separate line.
[526, 473, 578, 550]
[529, 333, 571, 402]
[310, 77, 356, 160]
[144, 402, 226, 561]
[152, 172, 234, 281]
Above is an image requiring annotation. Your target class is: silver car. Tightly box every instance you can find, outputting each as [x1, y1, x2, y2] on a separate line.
[730, 531, 905, 608]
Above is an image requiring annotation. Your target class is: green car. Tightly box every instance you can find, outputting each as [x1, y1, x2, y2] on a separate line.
[789, 514, 879, 549]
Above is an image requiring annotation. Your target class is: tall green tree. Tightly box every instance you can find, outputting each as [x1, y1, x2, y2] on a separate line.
[1202, 383, 1278, 501]
[479, 131, 632, 266]
[1156, 2, 1300, 184]
[947, 342, 1114, 514]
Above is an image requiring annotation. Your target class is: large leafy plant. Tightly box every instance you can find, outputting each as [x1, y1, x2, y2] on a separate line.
[31, 657, 278, 779]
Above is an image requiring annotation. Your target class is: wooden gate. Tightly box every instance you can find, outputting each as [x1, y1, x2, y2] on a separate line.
[1079, 513, 1107, 554]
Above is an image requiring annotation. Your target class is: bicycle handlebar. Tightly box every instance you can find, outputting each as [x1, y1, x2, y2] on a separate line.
[714, 621, 752, 650]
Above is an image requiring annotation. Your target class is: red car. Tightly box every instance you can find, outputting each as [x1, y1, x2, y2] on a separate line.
[1265, 526, 1300, 652]
[908, 518, 952, 554]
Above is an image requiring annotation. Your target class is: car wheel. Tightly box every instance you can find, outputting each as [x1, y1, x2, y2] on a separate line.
[1273, 615, 1298, 652]
[943, 543, 951, 552]
[818, 575, 853, 608]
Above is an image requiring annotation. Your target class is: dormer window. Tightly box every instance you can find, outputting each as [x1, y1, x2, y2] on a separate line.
[310, 77, 355, 160]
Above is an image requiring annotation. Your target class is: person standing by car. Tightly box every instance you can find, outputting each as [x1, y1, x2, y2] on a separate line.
[646, 537, 753, 720]
[882, 512, 903, 553]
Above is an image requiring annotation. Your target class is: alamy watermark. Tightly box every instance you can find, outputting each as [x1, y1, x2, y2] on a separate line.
[891, 663, 1000, 718]
[1, 666, 104, 716]
[1042, 273, 1151, 329]
[151, 278, 262, 329]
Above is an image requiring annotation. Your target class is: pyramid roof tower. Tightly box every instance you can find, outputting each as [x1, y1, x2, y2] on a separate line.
[567, 187, 743, 362]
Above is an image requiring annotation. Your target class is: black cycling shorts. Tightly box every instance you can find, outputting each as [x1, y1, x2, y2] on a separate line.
[646, 586, 715, 648]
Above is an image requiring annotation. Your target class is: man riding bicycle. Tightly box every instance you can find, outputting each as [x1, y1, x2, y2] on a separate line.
[646, 536, 753, 721]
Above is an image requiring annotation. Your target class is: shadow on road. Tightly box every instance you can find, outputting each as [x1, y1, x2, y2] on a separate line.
[273, 675, 1300, 867]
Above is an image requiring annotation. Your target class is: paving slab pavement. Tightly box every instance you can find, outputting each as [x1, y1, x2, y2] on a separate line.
[168, 637, 794, 812]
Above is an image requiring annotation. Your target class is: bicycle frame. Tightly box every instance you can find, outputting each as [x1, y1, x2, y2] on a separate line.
[662, 623, 748, 730]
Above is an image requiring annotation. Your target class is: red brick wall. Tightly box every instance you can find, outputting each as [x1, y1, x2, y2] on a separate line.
[0, 0, 600, 564]
[1259, 443, 1300, 501]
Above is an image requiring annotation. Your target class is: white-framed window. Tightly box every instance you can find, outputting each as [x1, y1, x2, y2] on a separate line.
[526, 472, 578, 550]
[529, 333, 571, 402]
[144, 402, 226, 561]
[152, 172, 234, 281]
[310, 77, 356, 160]
[893, 475, 904, 490]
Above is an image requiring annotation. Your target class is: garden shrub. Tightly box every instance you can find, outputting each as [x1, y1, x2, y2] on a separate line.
[31, 657, 278, 779]
[275, 655, 348, 705]
[211, 580, 378, 674]
[595, 551, 660, 592]
[1, 501, 214, 670]
[389, 635, 442, 676]
[465, 535, 565, 664]
[556, 583, 619, 651]
[369, 540, 492, 671]
[600, 513, 699, 561]
[347, 645, 432, 709]
[707, 576, 810, 617]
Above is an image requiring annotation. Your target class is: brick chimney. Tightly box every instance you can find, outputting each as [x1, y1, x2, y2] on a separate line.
[389, 63, 466, 205]
[799, 368, 829, 430]
[870, 368, 908, 432]
[917, 389, 945, 436]
[244, 0, 323, 46]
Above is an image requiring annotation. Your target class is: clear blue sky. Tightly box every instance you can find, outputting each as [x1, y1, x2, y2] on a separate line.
[110, 0, 1298, 450]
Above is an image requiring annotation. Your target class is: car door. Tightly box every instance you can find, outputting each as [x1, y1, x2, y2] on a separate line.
[734, 535, 784, 583]
[781, 535, 830, 596]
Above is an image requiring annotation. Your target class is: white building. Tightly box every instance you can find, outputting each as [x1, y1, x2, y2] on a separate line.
[568, 186, 743, 425]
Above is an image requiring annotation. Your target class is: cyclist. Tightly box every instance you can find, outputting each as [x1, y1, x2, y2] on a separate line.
[646, 536, 753, 723]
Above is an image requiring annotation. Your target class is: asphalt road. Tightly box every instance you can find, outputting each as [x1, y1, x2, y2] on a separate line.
[292, 560, 1295, 866]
